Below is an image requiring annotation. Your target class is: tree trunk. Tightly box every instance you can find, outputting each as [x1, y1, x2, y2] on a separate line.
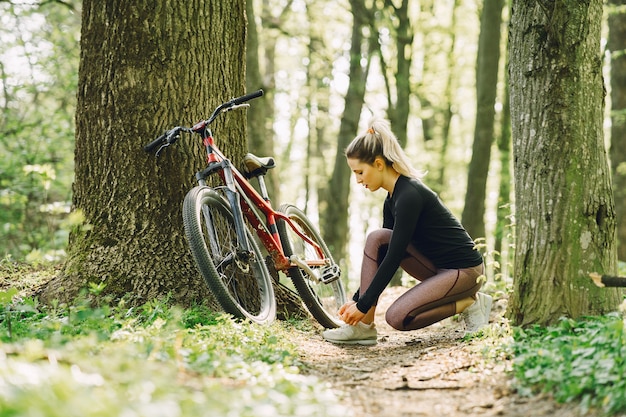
[494, 72, 512, 258]
[495, 20, 513, 267]
[608, 0, 626, 262]
[507, 0, 621, 326]
[373, 0, 413, 287]
[320, 0, 371, 265]
[247, 0, 280, 204]
[420, 0, 460, 193]
[435, 0, 460, 193]
[383, 0, 412, 148]
[40, 0, 248, 307]
[461, 0, 504, 241]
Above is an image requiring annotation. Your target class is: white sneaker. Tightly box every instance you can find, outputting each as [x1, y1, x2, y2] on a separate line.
[461, 292, 492, 335]
[322, 322, 378, 345]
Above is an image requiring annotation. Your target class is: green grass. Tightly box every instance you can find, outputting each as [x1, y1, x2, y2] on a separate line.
[0, 287, 347, 417]
[511, 313, 626, 416]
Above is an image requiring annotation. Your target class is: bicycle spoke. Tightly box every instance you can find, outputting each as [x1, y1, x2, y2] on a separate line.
[277, 204, 346, 328]
[150, 92, 274, 325]
[214, 251, 235, 272]
[182, 187, 276, 324]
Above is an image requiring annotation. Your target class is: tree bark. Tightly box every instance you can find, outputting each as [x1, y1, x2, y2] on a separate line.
[608, 0, 626, 262]
[462, 0, 504, 240]
[40, 0, 248, 307]
[508, 0, 621, 326]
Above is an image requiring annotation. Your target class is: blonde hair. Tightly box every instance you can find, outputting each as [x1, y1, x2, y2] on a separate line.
[345, 117, 423, 178]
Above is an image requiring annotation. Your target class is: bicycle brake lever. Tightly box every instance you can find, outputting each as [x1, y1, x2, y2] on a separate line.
[155, 142, 171, 158]
[223, 103, 250, 113]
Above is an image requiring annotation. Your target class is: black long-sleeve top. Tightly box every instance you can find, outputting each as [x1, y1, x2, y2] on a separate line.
[353, 175, 483, 313]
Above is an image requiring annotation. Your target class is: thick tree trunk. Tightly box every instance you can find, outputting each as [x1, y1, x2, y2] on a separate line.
[40, 0, 248, 307]
[508, 0, 621, 326]
[608, 0, 626, 262]
[462, 0, 504, 241]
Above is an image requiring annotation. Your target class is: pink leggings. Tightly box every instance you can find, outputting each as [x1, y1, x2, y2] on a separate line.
[360, 229, 484, 331]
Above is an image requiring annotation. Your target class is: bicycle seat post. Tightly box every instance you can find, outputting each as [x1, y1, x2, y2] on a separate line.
[257, 175, 270, 203]
[243, 153, 276, 203]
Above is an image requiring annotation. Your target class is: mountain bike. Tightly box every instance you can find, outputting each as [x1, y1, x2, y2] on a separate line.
[144, 90, 346, 328]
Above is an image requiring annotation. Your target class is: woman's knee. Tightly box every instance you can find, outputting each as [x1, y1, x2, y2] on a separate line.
[384, 306, 407, 331]
[365, 228, 392, 245]
[364, 228, 392, 256]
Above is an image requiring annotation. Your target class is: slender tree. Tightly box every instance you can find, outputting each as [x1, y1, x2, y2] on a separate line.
[461, 0, 504, 241]
[494, 76, 512, 258]
[415, 0, 437, 146]
[434, 0, 460, 192]
[369, 0, 414, 286]
[608, 0, 626, 262]
[508, 0, 621, 326]
[320, 0, 373, 265]
[40, 0, 249, 306]
[378, 0, 413, 148]
[246, 0, 285, 204]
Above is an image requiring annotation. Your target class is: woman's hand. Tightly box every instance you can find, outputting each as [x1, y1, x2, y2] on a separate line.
[338, 301, 365, 326]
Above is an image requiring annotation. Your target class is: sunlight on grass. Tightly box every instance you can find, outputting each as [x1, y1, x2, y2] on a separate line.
[0, 291, 349, 417]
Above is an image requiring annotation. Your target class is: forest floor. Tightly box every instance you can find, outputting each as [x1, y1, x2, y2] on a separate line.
[1, 264, 608, 417]
[292, 287, 597, 417]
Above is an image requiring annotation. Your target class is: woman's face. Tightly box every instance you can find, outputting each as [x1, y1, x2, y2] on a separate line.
[347, 158, 384, 192]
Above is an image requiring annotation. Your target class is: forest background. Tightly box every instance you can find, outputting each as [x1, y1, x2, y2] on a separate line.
[1, 0, 625, 306]
[2, 1, 626, 415]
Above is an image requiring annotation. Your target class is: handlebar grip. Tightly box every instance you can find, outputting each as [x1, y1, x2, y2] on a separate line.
[144, 133, 166, 153]
[231, 89, 264, 105]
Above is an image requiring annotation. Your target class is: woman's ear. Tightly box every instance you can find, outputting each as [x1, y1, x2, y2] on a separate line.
[374, 156, 386, 171]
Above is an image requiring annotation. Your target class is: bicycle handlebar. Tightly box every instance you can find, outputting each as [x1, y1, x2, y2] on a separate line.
[143, 132, 168, 153]
[230, 89, 263, 106]
[144, 89, 264, 154]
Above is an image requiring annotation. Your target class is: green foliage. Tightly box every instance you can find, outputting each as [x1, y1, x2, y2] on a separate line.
[0, 287, 41, 340]
[511, 314, 626, 415]
[0, 2, 79, 261]
[0, 295, 347, 417]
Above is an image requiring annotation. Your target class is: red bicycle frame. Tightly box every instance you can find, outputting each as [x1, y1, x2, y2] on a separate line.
[199, 127, 327, 273]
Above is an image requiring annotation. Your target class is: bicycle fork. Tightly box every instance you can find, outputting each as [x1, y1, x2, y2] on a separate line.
[199, 171, 251, 252]
[221, 167, 252, 259]
[196, 172, 253, 275]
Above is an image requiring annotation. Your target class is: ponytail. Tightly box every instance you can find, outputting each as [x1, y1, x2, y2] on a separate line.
[345, 117, 423, 179]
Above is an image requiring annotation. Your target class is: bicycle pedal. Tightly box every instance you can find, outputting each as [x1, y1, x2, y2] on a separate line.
[320, 264, 341, 284]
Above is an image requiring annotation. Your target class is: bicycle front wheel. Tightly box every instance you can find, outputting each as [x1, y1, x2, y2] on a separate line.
[183, 186, 276, 324]
[277, 204, 346, 328]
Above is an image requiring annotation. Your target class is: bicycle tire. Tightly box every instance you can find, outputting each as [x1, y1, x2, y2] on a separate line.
[277, 204, 346, 328]
[183, 186, 276, 324]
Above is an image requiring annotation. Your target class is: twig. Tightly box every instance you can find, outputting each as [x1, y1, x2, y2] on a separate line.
[589, 272, 626, 288]
[387, 383, 464, 391]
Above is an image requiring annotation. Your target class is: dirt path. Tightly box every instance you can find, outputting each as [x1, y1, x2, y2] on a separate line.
[293, 287, 592, 417]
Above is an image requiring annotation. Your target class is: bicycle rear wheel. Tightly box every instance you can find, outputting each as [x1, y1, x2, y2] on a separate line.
[277, 204, 346, 328]
[183, 186, 276, 324]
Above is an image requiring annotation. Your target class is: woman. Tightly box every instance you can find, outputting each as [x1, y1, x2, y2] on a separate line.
[323, 117, 491, 345]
